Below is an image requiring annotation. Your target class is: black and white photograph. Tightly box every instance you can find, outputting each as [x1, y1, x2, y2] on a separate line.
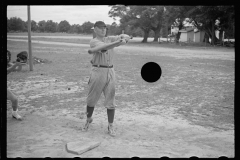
[6, 5, 234, 158]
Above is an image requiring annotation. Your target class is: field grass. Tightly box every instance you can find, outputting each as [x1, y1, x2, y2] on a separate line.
[6, 34, 235, 157]
[7, 36, 234, 131]
[8, 32, 234, 50]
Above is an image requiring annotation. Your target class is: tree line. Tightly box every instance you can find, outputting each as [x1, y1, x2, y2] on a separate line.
[7, 17, 147, 37]
[7, 18, 91, 34]
[108, 5, 234, 44]
[8, 5, 234, 44]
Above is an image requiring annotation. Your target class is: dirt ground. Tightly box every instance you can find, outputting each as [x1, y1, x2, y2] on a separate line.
[6, 36, 234, 158]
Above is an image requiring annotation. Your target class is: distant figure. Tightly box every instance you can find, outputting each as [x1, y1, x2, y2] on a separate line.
[7, 50, 23, 71]
[16, 51, 28, 63]
[7, 50, 24, 120]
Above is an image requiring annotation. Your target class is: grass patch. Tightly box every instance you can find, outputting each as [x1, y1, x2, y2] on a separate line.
[7, 38, 234, 131]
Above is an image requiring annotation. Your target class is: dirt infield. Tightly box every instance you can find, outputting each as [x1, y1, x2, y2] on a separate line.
[6, 37, 234, 158]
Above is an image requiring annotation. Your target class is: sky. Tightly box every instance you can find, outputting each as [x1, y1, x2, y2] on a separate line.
[7, 5, 120, 25]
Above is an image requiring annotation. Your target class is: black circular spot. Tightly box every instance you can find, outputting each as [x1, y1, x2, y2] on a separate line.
[141, 62, 162, 83]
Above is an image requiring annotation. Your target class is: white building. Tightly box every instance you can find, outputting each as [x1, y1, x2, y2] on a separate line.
[193, 28, 205, 42]
[179, 28, 194, 42]
[171, 26, 179, 35]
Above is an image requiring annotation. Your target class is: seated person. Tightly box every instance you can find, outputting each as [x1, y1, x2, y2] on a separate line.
[7, 50, 24, 120]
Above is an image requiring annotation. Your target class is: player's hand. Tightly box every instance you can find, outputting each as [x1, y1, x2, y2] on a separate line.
[120, 34, 132, 43]
[120, 34, 130, 40]
[115, 39, 127, 47]
[124, 37, 130, 43]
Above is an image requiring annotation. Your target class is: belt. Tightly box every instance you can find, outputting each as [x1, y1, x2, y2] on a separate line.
[93, 64, 113, 68]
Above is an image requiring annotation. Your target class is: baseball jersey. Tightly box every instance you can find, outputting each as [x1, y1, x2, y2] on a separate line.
[89, 36, 121, 66]
[86, 36, 121, 109]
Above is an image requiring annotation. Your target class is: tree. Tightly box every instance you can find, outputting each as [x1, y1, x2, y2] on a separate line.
[149, 6, 165, 41]
[23, 20, 38, 32]
[45, 20, 57, 32]
[189, 6, 220, 45]
[23, 21, 28, 32]
[7, 17, 25, 31]
[216, 6, 234, 41]
[7, 17, 38, 32]
[69, 24, 77, 33]
[31, 20, 38, 32]
[185, 6, 234, 45]
[107, 22, 122, 35]
[55, 22, 59, 32]
[108, 5, 144, 42]
[7, 18, 10, 32]
[58, 20, 71, 33]
[69, 24, 83, 34]
[132, 27, 144, 37]
[160, 24, 168, 38]
[163, 6, 193, 44]
[76, 24, 83, 34]
[109, 5, 167, 43]
[81, 21, 94, 34]
[38, 20, 46, 32]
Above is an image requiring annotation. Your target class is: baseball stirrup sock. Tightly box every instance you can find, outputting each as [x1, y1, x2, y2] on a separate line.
[86, 106, 94, 118]
[107, 109, 115, 123]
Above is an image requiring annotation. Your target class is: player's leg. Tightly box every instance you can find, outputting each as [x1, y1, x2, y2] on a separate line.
[15, 64, 22, 71]
[103, 68, 116, 136]
[83, 68, 108, 131]
[7, 89, 22, 120]
[8, 62, 22, 72]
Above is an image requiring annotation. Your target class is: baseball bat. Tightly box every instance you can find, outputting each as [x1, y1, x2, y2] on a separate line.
[88, 40, 122, 54]
[88, 36, 133, 54]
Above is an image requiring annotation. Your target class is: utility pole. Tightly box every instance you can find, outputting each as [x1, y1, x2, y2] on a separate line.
[27, 6, 33, 71]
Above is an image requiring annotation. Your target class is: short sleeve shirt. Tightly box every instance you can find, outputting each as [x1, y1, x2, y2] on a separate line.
[89, 36, 121, 66]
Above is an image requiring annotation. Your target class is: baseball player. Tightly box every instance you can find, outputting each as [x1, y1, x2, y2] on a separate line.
[82, 21, 131, 136]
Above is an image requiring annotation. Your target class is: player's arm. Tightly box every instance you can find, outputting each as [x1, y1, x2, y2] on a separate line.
[109, 34, 132, 44]
[7, 62, 22, 74]
[88, 40, 124, 54]
[119, 34, 132, 42]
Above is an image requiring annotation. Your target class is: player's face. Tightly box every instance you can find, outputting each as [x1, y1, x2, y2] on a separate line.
[95, 26, 107, 37]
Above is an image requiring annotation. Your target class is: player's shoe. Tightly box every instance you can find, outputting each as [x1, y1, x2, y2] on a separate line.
[82, 117, 93, 131]
[12, 110, 22, 121]
[108, 124, 116, 137]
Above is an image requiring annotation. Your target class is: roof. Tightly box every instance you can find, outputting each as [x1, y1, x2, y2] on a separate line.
[179, 28, 194, 33]
[194, 29, 206, 33]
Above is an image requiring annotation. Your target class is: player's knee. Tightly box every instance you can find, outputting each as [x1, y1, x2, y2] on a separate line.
[106, 106, 116, 110]
[18, 66, 22, 71]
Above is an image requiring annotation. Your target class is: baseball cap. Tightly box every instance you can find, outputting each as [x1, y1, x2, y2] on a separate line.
[94, 21, 106, 28]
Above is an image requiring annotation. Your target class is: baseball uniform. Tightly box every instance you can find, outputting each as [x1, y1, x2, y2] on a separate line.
[87, 35, 121, 109]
